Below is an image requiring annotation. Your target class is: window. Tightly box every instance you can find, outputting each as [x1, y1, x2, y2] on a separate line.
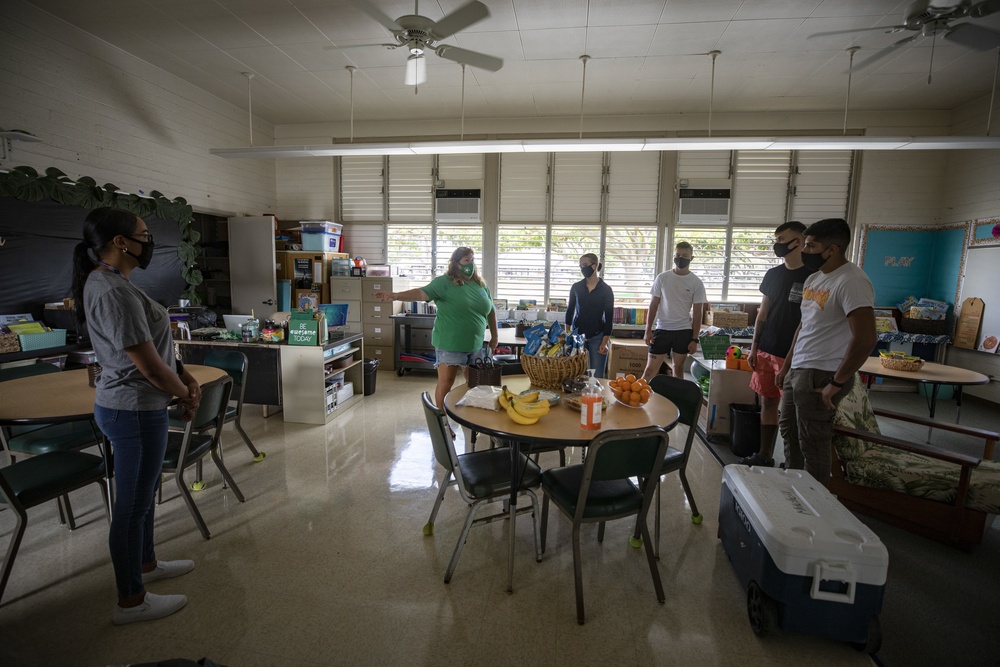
[552, 152, 603, 222]
[603, 226, 658, 305]
[340, 155, 384, 221]
[496, 225, 547, 305]
[674, 225, 776, 302]
[549, 226, 602, 303]
[388, 155, 433, 221]
[732, 150, 791, 226]
[789, 150, 853, 222]
[386, 223, 483, 285]
[500, 153, 548, 221]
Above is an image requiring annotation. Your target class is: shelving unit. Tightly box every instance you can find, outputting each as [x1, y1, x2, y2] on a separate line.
[191, 213, 232, 312]
[391, 314, 436, 376]
[280, 333, 364, 424]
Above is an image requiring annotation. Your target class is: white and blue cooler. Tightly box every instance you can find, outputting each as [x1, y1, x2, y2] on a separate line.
[718, 465, 888, 652]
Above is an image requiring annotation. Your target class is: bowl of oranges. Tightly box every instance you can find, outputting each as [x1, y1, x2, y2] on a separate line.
[609, 374, 653, 408]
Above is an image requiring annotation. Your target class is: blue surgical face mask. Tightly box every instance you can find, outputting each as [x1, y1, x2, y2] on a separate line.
[460, 263, 475, 278]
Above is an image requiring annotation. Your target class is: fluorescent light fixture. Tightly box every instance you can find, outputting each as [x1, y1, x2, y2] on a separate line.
[0, 130, 43, 142]
[898, 136, 1000, 150]
[410, 140, 524, 154]
[642, 137, 774, 151]
[209, 135, 1000, 158]
[404, 55, 426, 86]
[768, 137, 910, 150]
[522, 138, 645, 152]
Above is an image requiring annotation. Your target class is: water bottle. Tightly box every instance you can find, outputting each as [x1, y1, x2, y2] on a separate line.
[580, 368, 602, 431]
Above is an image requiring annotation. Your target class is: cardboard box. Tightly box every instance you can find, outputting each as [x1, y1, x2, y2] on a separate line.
[954, 297, 984, 349]
[608, 341, 648, 378]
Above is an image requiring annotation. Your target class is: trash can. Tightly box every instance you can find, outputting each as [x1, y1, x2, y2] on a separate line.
[729, 403, 761, 457]
[363, 358, 379, 396]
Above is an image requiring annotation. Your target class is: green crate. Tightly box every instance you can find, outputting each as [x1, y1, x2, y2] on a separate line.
[18, 329, 67, 351]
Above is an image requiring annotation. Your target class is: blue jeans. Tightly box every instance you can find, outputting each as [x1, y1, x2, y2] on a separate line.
[94, 405, 168, 599]
[584, 335, 608, 379]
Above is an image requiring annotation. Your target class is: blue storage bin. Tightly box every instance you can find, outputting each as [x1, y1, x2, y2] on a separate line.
[302, 231, 341, 252]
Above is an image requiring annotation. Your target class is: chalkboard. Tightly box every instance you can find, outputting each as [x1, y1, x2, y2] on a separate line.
[960, 246, 1000, 347]
[700, 335, 731, 360]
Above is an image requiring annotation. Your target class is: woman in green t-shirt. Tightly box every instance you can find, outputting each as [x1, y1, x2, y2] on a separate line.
[375, 247, 498, 411]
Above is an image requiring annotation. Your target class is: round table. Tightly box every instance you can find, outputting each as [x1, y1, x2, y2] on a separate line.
[444, 375, 679, 591]
[0, 365, 227, 425]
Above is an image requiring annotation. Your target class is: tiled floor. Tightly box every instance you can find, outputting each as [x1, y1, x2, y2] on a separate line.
[0, 371, 876, 666]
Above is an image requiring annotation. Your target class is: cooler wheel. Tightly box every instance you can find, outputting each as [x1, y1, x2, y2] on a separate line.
[747, 581, 779, 637]
[852, 615, 882, 655]
[397, 368, 406, 376]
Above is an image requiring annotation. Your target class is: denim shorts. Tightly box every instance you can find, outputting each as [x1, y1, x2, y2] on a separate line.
[434, 348, 487, 368]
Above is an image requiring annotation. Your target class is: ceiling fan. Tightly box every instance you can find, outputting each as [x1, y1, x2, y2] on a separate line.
[339, 0, 504, 85]
[811, 0, 1000, 77]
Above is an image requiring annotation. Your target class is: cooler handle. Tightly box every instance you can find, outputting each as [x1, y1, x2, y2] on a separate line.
[810, 560, 856, 604]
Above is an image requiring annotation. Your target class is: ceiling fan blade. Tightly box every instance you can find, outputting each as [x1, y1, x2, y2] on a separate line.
[434, 44, 503, 71]
[323, 43, 400, 52]
[848, 34, 921, 72]
[969, 0, 1000, 18]
[945, 22, 1000, 50]
[349, 0, 402, 33]
[809, 24, 908, 39]
[430, 1, 490, 40]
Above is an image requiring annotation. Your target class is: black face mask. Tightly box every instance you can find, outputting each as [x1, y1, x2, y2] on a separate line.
[580, 265, 595, 278]
[125, 237, 155, 270]
[773, 240, 797, 258]
[674, 256, 691, 269]
[800, 248, 828, 271]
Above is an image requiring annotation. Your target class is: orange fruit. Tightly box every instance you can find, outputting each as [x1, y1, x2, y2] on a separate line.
[640, 388, 652, 400]
[630, 381, 642, 392]
[629, 394, 641, 406]
[612, 389, 623, 400]
[625, 374, 636, 383]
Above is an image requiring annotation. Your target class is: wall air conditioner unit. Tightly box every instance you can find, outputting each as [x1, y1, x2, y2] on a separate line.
[435, 188, 481, 222]
[678, 188, 731, 224]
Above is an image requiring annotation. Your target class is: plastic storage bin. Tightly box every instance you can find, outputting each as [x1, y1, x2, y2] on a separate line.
[718, 465, 887, 653]
[302, 232, 342, 252]
[18, 329, 67, 351]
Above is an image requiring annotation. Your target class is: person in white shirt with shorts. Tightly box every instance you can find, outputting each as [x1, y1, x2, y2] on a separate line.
[642, 241, 708, 380]
[776, 218, 877, 486]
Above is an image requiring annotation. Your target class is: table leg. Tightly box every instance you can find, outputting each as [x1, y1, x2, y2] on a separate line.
[508, 440, 519, 593]
[927, 383, 940, 442]
[955, 385, 963, 425]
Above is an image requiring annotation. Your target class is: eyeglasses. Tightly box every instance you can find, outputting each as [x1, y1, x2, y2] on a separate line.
[127, 233, 153, 244]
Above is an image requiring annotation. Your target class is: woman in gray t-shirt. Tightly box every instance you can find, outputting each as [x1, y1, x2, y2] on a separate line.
[71, 207, 201, 625]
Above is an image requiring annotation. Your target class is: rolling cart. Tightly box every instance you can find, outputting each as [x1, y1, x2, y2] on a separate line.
[391, 314, 437, 376]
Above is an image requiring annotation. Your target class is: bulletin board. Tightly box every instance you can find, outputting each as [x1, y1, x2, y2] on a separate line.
[858, 223, 970, 309]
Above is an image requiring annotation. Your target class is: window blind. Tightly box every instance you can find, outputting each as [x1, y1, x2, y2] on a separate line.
[552, 152, 603, 222]
[731, 150, 791, 226]
[388, 155, 433, 221]
[340, 155, 384, 222]
[674, 226, 728, 301]
[607, 152, 660, 223]
[677, 151, 732, 181]
[789, 150, 854, 223]
[438, 153, 485, 182]
[499, 153, 548, 221]
[727, 226, 780, 302]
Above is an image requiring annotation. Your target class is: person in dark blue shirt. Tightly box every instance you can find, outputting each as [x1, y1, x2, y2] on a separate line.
[565, 253, 615, 378]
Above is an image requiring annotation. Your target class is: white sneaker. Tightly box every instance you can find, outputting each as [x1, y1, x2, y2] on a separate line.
[141, 559, 195, 584]
[112, 592, 187, 625]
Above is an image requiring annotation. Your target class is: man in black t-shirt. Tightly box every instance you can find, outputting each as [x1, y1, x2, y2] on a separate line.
[741, 221, 816, 467]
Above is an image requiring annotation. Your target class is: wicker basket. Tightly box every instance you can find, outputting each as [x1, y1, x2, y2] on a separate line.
[898, 316, 947, 336]
[467, 364, 502, 388]
[704, 310, 749, 328]
[880, 356, 924, 372]
[521, 351, 589, 391]
[0, 332, 20, 354]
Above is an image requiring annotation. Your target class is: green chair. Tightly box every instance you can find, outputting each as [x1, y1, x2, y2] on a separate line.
[421, 392, 542, 583]
[0, 364, 105, 529]
[0, 450, 109, 602]
[203, 350, 265, 462]
[540, 425, 670, 624]
[161, 375, 244, 540]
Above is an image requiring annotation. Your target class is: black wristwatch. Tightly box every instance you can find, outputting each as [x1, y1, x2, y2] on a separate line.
[691, 338, 699, 343]
[825, 377, 845, 388]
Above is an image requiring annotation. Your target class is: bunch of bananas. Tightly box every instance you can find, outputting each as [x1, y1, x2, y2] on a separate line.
[498, 386, 550, 425]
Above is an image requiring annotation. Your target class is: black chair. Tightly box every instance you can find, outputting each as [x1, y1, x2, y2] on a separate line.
[203, 350, 265, 462]
[161, 376, 245, 540]
[0, 364, 105, 529]
[643, 375, 704, 557]
[421, 392, 542, 583]
[540, 426, 671, 624]
[0, 450, 109, 602]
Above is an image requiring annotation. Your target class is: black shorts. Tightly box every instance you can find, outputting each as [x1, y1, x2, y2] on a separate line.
[650, 329, 694, 356]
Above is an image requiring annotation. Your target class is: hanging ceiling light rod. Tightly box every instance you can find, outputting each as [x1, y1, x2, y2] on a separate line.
[844, 47, 860, 136]
[243, 72, 255, 147]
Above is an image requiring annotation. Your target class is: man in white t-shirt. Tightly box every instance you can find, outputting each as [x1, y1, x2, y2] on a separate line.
[776, 218, 877, 487]
[642, 241, 708, 380]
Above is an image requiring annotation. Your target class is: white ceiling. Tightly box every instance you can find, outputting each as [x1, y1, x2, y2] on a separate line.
[25, 0, 1000, 126]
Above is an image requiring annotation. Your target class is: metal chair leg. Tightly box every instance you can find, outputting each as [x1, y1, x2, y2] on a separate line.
[444, 498, 486, 583]
[175, 467, 211, 540]
[61, 494, 77, 530]
[0, 509, 27, 604]
[573, 523, 585, 624]
[423, 471, 453, 536]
